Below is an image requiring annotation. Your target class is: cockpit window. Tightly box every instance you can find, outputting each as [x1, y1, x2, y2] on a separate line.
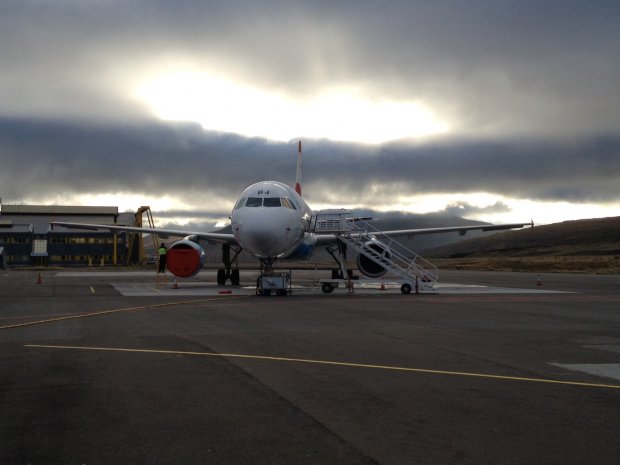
[246, 197, 263, 207]
[263, 197, 281, 207]
[239, 196, 297, 209]
[280, 198, 297, 210]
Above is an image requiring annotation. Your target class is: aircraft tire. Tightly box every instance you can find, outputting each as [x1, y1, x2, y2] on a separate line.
[322, 283, 334, 293]
[217, 269, 226, 285]
[401, 283, 412, 294]
[231, 269, 240, 286]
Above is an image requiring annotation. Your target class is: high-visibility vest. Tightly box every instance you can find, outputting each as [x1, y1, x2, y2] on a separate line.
[158, 247, 166, 256]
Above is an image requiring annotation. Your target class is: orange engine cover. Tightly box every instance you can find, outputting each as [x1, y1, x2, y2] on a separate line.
[165, 240, 206, 278]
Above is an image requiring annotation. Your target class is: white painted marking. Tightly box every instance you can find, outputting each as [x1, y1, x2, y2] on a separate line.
[55, 271, 569, 296]
[551, 363, 620, 382]
[56, 271, 158, 277]
[435, 283, 566, 294]
[108, 281, 569, 297]
[112, 283, 247, 297]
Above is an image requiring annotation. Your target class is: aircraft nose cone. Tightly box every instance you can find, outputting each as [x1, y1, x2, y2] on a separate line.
[239, 222, 285, 257]
[232, 206, 301, 258]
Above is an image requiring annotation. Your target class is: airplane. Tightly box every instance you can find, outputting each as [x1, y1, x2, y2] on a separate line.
[51, 141, 533, 293]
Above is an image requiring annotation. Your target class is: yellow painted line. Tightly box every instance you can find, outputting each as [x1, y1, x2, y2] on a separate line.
[24, 344, 620, 390]
[0, 296, 250, 330]
[0, 311, 81, 322]
[90, 286, 96, 294]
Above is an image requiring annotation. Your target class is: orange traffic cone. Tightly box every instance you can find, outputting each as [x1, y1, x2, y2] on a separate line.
[380, 281, 386, 291]
[172, 278, 179, 289]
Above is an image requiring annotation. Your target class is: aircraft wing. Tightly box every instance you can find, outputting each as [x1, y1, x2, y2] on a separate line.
[50, 221, 237, 245]
[378, 221, 534, 237]
[315, 221, 533, 243]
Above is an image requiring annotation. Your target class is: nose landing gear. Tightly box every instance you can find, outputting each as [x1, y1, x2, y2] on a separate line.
[256, 258, 291, 296]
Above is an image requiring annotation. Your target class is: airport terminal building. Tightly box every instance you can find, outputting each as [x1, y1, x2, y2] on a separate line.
[0, 204, 139, 267]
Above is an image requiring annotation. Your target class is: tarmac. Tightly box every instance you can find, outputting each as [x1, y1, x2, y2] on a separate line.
[1, 267, 620, 464]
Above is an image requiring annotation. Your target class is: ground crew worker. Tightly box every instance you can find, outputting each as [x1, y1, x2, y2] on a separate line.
[158, 243, 167, 274]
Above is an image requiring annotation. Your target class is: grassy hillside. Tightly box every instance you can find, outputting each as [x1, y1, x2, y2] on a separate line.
[425, 217, 620, 273]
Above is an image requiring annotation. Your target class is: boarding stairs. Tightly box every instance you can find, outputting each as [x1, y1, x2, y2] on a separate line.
[311, 209, 438, 291]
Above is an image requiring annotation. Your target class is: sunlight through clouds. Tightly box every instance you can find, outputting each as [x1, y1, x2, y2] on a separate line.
[134, 70, 449, 144]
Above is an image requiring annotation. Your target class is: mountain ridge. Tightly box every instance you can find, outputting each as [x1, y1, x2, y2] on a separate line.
[424, 216, 620, 273]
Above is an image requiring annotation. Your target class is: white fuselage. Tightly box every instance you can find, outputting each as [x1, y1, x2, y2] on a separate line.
[230, 181, 315, 259]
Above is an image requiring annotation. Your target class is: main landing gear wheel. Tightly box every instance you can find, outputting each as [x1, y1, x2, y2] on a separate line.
[216, 268, 240, 286]
[322, 283, 335, 293]
[217, 269, 226, 286]
[231, 269, 240, 286]
[400, 283, 412, 294]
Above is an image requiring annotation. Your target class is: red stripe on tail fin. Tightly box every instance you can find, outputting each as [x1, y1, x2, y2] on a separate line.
[295, 140, 302, 196]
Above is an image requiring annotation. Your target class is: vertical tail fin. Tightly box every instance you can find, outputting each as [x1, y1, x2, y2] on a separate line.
[294, 140, 302, 196]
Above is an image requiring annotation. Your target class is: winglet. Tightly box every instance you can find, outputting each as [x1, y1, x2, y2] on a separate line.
[294, 140, 302, 196]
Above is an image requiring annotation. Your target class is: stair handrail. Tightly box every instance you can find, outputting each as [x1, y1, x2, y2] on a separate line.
[342, 219, 438, 282]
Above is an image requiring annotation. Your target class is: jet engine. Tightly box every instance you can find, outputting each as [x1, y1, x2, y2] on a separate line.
[166, 239, 206, 278]
[356, 239, 391, 279]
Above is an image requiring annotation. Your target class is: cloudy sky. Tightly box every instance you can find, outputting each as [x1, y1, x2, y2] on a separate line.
[1, 0, 619, 228]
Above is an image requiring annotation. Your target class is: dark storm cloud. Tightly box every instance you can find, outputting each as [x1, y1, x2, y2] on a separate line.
[0, 118, 286, 201]
[304, 136, 620, 204]
[1, 118, 618, 208]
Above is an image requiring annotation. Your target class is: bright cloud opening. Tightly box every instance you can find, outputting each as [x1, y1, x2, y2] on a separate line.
[388, 193, 620, 226]
[133, 70, 449, 144]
